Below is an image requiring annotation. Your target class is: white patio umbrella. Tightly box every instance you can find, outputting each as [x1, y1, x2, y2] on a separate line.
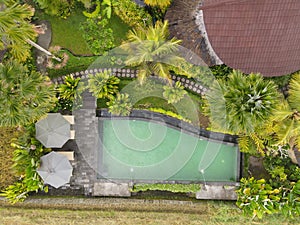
[37, 151, 73, 188]
[35, 113, 70, 148]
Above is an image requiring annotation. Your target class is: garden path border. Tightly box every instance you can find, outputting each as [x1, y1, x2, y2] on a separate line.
[51, 68, 208, 96]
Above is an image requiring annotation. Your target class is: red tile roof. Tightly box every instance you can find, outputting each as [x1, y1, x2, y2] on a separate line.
[202, 0, 300, 76]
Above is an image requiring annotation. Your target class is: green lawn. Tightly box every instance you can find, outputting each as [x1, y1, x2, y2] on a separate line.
[109, 13, 131, 46]
[0, 199, 298, 224]
[97, 79, 204, 126]
[36, 7, 92, 55]
[36, 8, 131, 56]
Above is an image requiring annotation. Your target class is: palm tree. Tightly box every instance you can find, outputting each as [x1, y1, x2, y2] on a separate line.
[88, 71, 120, 100]
[121, 20, 186, 84]
[0, 60, 56, 127]
[0, 2, 36, 62]
[206, 70, 279, 135]
[59, 75, 82, 100]
[205, 70, 280, 156]
[271, 74, 300, 163]
[57, 75, 85, 111]
[107, 93, 132, 116]
[163, 81, 187, 104]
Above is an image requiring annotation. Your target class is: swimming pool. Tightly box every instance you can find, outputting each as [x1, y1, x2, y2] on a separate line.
[98, 118, 239, 182]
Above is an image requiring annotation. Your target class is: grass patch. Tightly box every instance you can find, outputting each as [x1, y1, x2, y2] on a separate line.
[0, 199, 299, 224]
[109, 13, 131, 46]
[96, 78, 206, 127]
[0, 127, 23, 190]
[36, 7, 92, 56]
[35, 8, 130, 56]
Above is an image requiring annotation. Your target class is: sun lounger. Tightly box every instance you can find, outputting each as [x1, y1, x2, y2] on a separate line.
[63, 115, 75, 125]
[56, 151, 74, 160]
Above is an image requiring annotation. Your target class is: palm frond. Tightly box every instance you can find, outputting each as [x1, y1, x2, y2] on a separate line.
[249, 133, 265, 156]
[238, 135, 250, 153]
[288, 73, 300, 111]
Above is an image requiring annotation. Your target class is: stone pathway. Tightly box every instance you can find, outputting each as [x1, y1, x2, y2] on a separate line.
[47, 91, 98, 196]
[52, 68, 208, 96]
[34, 20, 52, 73]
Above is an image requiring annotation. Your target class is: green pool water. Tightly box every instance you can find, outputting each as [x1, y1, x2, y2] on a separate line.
[99, 119, 239, 182]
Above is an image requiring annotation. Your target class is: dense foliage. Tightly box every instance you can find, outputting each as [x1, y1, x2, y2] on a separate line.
[270, 73, 300, 163]
[237, 155, 300, 219]
[0, 60, 56, 127]
[163, 81, 187, 104]
[0, 127, 23, 190]
[0, 125, 50, 203]
[33, 0, 73, 18]
[114, 0, 152, 28]
[122, 20, 188, 84]
[80, 18, 115, 55]
[54, 74, 84, 112]
[206, 70, 279, 134]
[88, 71, 120, 100]
[0, 1, 36, 62]
[107, 93, 132, 116]
[148, 108, 191, 123]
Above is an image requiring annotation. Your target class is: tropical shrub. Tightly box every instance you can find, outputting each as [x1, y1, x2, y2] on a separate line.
[263, 155, 300, 187]
[0, 126, 50, 203]
[88, 71, 120, 100]
[144, 0, 172, 22]
[114, 0, 152, 28]
[270, 73, 300, 163]
[237, 155, 300, 219]
[82, 0, 101, 18]
[163, 81, 187, 104]
[101, 0, 118, 19]
[0, 127, 23, 190]
[33, 0, 74, 18]
[236, 177, 281, 219]
[107, 93, 132, 116]
[131, 183, 200, 193]
[0, 60, 56, 127]
[144, 0, 172, 8]
[148, 108, 191, 123]
[78, 0, 93, 9]
[80, 18, 115, 55]
[209, 64, 233, 80]
[54, 74, 84, 112]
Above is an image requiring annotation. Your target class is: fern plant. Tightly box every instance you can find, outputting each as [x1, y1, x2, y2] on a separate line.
[107, 93, 132, 116]
[88, 71, 120, 100]
[163, 81, 187, 104]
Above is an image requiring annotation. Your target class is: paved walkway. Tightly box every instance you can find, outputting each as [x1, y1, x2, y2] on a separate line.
[35, 20, 52, 73]
[52, 68, 209, 96]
